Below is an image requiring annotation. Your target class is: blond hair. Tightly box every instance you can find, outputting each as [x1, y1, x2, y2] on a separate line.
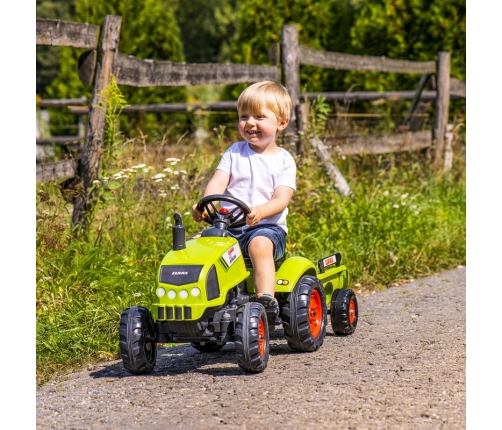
[237, 81, 292, 121]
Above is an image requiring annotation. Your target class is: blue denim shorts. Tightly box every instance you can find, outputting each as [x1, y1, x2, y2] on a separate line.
[228, 224, 287, 261]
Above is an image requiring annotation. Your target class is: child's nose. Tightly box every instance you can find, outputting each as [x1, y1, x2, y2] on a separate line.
[246, 116, 256, 125]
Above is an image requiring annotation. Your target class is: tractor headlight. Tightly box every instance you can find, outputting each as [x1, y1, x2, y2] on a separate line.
[157, 287, 166, 297]
[179, 290, 188, 299]
[167, 290, 176, 299]
[191, 287, 201, 297]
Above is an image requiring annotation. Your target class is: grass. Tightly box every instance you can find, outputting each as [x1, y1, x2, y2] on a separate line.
[36, 126, 465, 385]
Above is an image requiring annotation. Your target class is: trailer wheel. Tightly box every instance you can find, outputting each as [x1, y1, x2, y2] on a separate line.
[234, 302, 269, 373]
[119, 306, 157, 375]
[330, 288, 358, 335]
[282, 275, 327, 352]
[191, 342, 226, 353]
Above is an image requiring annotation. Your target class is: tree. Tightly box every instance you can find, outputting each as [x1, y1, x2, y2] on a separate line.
[45, 0, 187, 137]
[171, 0, 240, 64]
[36, 0, 76, 95]
[346, 0, 466, 91]
[222, 0, 360, 101]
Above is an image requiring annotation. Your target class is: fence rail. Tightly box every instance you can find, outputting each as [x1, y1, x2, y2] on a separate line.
[36, 19, 99, 49]
[298, 45, 437, 74]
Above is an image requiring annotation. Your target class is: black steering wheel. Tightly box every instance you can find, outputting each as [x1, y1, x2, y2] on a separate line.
[196, 194, 251, 229]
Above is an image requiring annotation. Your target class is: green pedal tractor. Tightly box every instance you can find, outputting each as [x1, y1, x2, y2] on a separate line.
[119, 195, 358, 374]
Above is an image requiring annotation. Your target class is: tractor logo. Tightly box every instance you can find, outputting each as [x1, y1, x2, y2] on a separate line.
[223, 245, 241, 267]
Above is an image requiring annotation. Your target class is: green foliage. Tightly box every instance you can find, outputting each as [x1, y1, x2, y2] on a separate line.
[171, 0, 240, 63]
[222, 0, 359, 101]
[94, 74, 130, 173]
[45, 0, 187, 137]
[346, 0, 466, 91]
[307, 95, 332, 138]
[224, 0, 465, 110]
[36, 0, 77, 95]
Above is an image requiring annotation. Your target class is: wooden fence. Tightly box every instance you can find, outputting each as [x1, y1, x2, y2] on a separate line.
[36, 16, 465, 220]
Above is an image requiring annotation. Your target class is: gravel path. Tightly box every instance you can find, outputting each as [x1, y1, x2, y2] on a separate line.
[37, 267, 466, 429]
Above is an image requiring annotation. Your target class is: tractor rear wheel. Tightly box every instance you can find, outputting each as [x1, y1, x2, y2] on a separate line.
[330, 288, 358, 335]
[119, 306, 157, 375]
[282, 275, 327, 352]
[234, 302, 269, 373]
[191, 342, 226, 353]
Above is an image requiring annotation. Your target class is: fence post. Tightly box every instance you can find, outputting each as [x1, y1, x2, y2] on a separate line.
[72, 15, 122, 229]
[281, 25, 300, 150]
[433, 51, 450, 167]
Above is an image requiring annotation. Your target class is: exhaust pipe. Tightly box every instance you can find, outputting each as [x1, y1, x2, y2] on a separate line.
[172, 213, 186, 250]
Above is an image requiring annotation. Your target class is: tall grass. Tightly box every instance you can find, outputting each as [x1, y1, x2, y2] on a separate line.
[36, 128, 465, 385]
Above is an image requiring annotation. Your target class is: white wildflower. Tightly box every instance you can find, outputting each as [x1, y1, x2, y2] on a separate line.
[92, 180, 100, 184]
[102, 177, 109, 181]
[393, 204, 400, 209]
[383, 190, 389, 197]
[400, 193, 409, 199]
[154, 179, 163, 183]
[173, 170, 179, 175]
[166, 222, 173, 228]
[401, 201, 406, 206]
[159, 192, 167, 198]
[132, 164, 146, 169]
[143, 168, 152, 173]
[133, 292, 141, 297]
[180, 170, 187, 174]
[170, 160, 180, 166]
[170, 185, 179, 190]
[411, 205, 417, 209]
[414, 211, 420, 215]
[152, 173, 166, 180]
[184, 211, 191, 216]
[163, 168, 173, 173]
[166, 157, 180, 164]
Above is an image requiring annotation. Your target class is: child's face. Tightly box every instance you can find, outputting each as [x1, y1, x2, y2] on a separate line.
[238, 106, 288, 153]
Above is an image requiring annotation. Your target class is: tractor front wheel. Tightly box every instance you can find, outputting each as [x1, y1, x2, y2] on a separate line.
[282, 275, 327, 352]
[330, 288, 358, 335]
[119, 306, 157, 375]
[191, 342, 226, 353]
[234, 302, 269, 373]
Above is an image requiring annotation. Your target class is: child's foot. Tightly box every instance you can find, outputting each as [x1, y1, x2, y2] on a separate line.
[256, 293, 279, 310]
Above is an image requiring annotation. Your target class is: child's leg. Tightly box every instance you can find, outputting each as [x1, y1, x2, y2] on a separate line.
[247, 236, 276, 297]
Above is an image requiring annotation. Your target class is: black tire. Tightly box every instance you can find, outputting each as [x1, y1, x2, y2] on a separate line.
[119, 306, 157, 375]
[234, 302, 269, 373]
[282, 275, 327, 352]
[330, 288, 358, 335]
[190, 341, 226, 353]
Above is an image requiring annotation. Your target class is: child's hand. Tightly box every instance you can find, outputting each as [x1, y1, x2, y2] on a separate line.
[192, 203, 208, 223]
[246, 206, 263, 226]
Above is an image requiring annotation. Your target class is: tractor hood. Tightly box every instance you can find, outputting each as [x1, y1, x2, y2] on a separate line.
[153, 236, 249, 321]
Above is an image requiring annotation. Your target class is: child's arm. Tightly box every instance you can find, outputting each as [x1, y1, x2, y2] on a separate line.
[192, 170, 230, 222]
[246, 185, 294, 227]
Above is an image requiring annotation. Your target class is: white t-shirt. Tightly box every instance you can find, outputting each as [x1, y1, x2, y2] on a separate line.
[216, 141, 297, 233]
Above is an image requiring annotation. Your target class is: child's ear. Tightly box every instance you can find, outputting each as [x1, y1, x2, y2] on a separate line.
[277, 117, 289, 132]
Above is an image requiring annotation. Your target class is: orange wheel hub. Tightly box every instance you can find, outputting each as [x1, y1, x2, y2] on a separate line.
[309, 289, 323, 338]
[258, 317, 265, 357]
[349, 299, 356, 324]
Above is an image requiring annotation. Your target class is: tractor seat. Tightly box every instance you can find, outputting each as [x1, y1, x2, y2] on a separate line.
[243, 254, 286, 270]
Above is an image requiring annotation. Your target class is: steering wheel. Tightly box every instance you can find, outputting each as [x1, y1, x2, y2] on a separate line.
[196, 194, 251, 229]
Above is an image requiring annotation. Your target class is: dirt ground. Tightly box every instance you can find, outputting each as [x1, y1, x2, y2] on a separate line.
[36, 267, 466, 429]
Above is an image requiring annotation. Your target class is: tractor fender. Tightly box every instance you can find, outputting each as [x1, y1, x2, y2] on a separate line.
[274, 256, 317, 293]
